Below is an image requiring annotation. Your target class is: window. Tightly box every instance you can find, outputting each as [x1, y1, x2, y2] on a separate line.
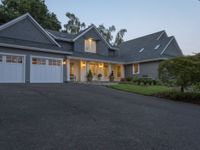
[116, 66, 121, 78]
[139, 48, 144, 53]
[133, 64, 140, 74]
[85, 38, 96, 53]
[154, 44, 160, 50]
[6, 55, 23, 64]
[70, 63, 74, 75]
[32, 58, 46, 65]
[104, 64, 109, 77]
[48, 59, 62, 66]
[0, 55, 2, 63]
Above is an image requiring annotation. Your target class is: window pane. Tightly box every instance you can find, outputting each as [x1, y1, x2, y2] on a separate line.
[0, 55, 2, 62]
[32, 58, 37, 64]
[6, 56, 12, 63]
[104, 64, 109, 77]
[32, 58, 46, 65]
[133, 64, 139, 74]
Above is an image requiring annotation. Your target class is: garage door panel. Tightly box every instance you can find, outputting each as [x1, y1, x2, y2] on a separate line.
[0, 54, 25, 83]
[30, 57, 63, 83]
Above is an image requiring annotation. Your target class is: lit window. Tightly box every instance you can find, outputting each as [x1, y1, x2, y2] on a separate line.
[48, 59, 62, 66]
[116, 66, 121, 78]
[32, 58, 46, 65]
[133, 64, 140, 74]
[139, 48, 144, 53]
[0, 55, 2, 63]
[6, 55, 23, 64]
[85, 38, 96, 53]
[154, 44, 160, 50]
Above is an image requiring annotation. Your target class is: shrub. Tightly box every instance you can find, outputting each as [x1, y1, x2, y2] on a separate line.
[120, 78, 127, 82]
[109, 71, 115, 82]
[154, 92, 200, 104]
[87, 70, 93, 81]
[126, 77, 132, 82]
[193, 82, 200, 92]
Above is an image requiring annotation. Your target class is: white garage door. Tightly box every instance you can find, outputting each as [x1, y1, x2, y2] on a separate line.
[0, 53, 25, 83]
[30, 56, 63, 83]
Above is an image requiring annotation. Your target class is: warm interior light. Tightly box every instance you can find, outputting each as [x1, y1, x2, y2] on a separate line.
[99, 63, 103, 68]
[81, 61, 86, 68]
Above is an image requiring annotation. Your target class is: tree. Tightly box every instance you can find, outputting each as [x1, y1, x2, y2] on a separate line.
[97, 24, 116, 43]
[159, 54, 200, 92]
[0, 0, 61, 31]
[114, 29, 127, 46]
[63, 12, 86, 34]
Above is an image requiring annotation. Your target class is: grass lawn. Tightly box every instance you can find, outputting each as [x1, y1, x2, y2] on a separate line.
[109, 84, 171, 96]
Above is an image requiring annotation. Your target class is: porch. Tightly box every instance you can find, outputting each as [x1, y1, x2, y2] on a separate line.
[66, 59, 124, 82]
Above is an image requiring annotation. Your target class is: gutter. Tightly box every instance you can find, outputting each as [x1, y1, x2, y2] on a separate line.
[0, 43, 72, 55]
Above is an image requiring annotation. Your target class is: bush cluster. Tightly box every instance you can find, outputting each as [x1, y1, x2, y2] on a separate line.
[120, 77, 160, 86]
[154, 92, 200, 104]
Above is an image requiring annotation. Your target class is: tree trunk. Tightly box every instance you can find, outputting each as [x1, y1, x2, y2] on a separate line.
[181, 86, 184, 92]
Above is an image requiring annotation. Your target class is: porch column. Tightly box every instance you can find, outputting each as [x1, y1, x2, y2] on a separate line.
[66, 59, 70, 81]
[108, 64, 112, 75]
[86, 62, 90, 73]
[121, 65, 125, 78]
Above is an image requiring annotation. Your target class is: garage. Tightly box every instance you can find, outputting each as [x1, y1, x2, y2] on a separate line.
[0, 53, 25, 83]
[30, 56, 63, 83]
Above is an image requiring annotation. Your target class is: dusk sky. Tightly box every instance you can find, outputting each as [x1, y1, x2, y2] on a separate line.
[45, 0, 200, 55]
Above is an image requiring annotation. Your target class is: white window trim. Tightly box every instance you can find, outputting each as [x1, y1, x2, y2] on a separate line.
[0, 52, 26, 83]
[85, 39, 96, 53]
[132, 64, 140, 74]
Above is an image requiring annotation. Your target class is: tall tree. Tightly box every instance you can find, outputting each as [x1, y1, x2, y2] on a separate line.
[0, 0, 61, 31]
[114, 29, 127, 46]
[63, 12, 86, 34]
[97, 24, 116, 43]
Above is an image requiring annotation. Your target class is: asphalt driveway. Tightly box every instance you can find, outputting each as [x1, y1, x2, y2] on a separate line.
[0, 83, 200, 150]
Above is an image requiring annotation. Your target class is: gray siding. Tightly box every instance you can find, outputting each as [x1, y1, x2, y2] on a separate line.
[57, 41, 73, 52]
[124, 61, 162, 79]
[74, 28, 109, 56]
[0, 18, 53, 45]
[0, 47, 67, 83]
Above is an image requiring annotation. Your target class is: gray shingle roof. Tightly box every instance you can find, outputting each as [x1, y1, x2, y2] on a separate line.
[119, 31, 182, 63]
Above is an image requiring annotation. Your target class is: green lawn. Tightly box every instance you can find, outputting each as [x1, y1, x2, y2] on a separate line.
[109, 84, 171, 96]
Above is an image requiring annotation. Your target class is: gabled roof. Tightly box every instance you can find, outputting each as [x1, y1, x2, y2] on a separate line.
[47, 25, 120, 51]
[0, 13, 61, 47]
[119, 31, 183, 63]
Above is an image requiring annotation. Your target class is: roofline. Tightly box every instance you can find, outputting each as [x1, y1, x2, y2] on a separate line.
[68, 56, 124, 64]
[156, 31, 165, 40]
[125, 58, 168, 64]
[160, 37, 174, 55]
[0, 43, 72, 55]
[46, 30, 73, 42]
[73, 25, 120, 51]
[0, 13, 62, 48]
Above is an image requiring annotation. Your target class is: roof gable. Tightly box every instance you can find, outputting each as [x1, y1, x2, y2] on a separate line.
[0, 13, 61, 47]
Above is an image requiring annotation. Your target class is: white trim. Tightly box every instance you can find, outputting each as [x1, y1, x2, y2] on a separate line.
[0, 43, 72, 55]
[0, 13, 61, 48]
[30, 55, 64, 83]
[68, 56, 123, 64]
[126, 58, 168, 64]
[157, 31, 165, 40]
[160, 37, 174, 55]
[0, 52, 26, 83]
[73, 25, 94, 41]
[132, 64, 140, 75]
[73, 25, 119, 51]
[139, 48, 144, 53]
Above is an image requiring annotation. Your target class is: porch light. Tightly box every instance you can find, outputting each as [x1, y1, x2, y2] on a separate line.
[81, 61, 86, 68]
[99, 63, 103, 68]
[63, 59, 67, 65]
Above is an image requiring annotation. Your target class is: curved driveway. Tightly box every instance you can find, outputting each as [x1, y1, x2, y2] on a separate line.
[0, 83, 200, 150]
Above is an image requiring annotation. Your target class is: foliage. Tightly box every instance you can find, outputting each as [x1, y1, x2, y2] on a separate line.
[154, 92, 200, 104]
[87, 70, 93, 81]
[193, 82, 200, 92]
[63, 12, 86, 34]
[114, 29, 127, 46]
[159, 54, 200, 92]
[110, 84, 171, 96]
[0, 0, 61, 30]
[97, 24, 116, 43]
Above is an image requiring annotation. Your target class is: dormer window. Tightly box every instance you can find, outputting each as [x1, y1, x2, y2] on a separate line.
[154, 44, 160, 50]
[85, 38, 96, 53]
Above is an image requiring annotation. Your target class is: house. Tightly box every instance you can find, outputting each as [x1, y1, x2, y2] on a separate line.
[0, 13, 183, 83]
